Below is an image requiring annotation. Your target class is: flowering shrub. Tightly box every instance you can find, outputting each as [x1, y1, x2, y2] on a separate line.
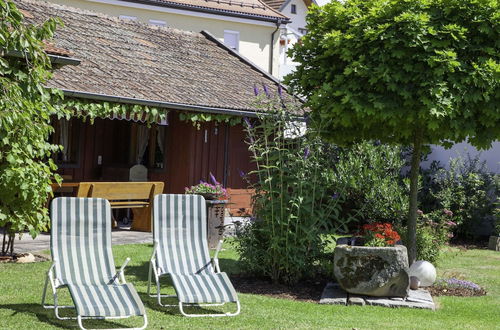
[185, 173, 228, 200]
[360, 222, 401, 247]
[399, 209, 457, 263]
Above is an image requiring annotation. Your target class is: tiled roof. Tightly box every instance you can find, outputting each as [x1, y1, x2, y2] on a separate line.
[16, 0, 290, 114]
[261, 0, 314, 11]
[124, 0, 289, 22]
[44, 42, 73, 57]
[260, 0, 285, 10]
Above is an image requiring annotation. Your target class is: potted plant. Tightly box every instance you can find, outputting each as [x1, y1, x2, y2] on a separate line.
[185, 173, 228, 200]
[334, 222, 410, 297]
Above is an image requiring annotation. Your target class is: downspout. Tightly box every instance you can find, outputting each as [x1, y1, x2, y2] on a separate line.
[269, 19, 282, 76]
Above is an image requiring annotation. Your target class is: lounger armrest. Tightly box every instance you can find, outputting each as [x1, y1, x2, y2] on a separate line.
[110, 257, 130, 284]
[212, 239, 223, 273]
[150, 240, 158, 262]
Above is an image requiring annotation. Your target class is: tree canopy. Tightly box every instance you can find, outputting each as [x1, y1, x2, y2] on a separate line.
[287, 0, 499, 263]
[287, 0, 499, 149]
[0, 0, 61, 246]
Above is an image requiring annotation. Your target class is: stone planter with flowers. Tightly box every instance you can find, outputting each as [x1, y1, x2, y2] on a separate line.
[334, 223, 410, 297]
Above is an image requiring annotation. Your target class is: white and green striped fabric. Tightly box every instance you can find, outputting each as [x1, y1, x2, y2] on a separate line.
[153, 194, 238, 304]
[50, 197, 145, 317]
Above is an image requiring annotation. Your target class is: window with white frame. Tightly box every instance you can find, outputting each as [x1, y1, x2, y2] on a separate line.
[223, 30, 239, 51]
[149, 19, 167, 27]
[119, 15, 137, 21]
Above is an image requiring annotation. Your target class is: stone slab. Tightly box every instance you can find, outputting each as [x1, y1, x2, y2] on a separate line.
[348, 297, 365, 306]
[320, 283, 435, 310]
[320, 282, 347, 305]
[359, 289, 435, 310]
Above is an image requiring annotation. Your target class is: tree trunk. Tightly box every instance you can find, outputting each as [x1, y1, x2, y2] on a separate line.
[407, 131, 423, 265]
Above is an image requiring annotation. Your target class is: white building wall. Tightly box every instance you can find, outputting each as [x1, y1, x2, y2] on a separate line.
[281, 0, 309, 34]
[422, 142, 500, 173]
[278, 0, 310, 80]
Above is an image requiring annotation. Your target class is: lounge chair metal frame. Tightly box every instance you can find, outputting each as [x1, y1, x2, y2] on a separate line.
[42, 258, 148, 330]
[147, 239, 240, 317]
[41, 197, 147, 330]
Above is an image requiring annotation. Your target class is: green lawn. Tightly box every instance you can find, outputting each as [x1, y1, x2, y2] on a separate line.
[0, 243, 499, 329]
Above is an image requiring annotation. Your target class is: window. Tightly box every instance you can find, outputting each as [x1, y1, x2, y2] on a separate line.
[298, 28, 307, 35]
[291, 4, 297, 14]
[149, 19, 167, 27]
[131, 124, 166, 170]
[119, 15, 137, 21]
[51, 118, 80, 165]
[223, 30, 239, 51]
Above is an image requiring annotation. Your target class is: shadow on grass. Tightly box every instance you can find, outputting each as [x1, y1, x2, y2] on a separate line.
[125, 258, 243, 283]
[0, 303, 145, 329]
[138, 292, 239, 317]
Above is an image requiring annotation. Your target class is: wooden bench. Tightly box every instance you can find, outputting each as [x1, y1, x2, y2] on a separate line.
[76, 182, 164, 232]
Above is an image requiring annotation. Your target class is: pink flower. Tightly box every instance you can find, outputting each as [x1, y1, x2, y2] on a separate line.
[417, 209, 424, 216]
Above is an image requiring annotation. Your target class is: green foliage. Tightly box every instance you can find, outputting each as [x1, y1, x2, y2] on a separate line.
[59, 98, 167, 125]
[421, 155, 500, 240]
[287, 0, 499, 148]
[287, 0, 499, 263]
[236, 96, 353, 285]
[329, 142, 409, 226]
[179, 112, 241, 129]
[0, 0, 62, 243]
[399, 210, 456, 264]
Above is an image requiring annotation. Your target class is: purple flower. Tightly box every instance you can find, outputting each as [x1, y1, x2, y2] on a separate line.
[199, 180, 206, 184]
[439, 278, 482, 291]
[243, 117, 253, 129]
[253, 84, 259, 96]
[303, 147, 310, 159]
[443, 209, 454, 217]
[446, 221, 457, 227]
[209, 172, 219, 185]
[417, 209, 424, 216]
[262, 84, 270, 98]
[331, 193, 339, 199]
[238, 169, 246, 178]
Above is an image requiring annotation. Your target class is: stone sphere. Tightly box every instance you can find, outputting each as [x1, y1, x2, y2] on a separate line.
[409, 260, 436, 287]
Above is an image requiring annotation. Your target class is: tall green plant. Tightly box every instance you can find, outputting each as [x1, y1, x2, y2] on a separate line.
[287, 0, 500, 263]
[236, 92, 352, 285]
[331, 142, 409, 226]
[0, 0, 62, 255]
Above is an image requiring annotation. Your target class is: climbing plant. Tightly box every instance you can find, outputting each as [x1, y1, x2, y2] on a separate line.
[179, 112, 242, 129]
[0, 0, 62, 255]
[58, 98, 168, 124]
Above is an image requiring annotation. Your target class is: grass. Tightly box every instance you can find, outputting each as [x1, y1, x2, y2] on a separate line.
[0, 243, 499, 329]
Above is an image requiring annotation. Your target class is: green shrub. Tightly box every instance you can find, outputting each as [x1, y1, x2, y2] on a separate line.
[420, 154, 500, 240]
[329, 142, 409, 227]
[236, 93, 353, 285]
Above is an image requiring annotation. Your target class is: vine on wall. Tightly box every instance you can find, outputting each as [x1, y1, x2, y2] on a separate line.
[179, 112, 242, 129]
[55, 98, 168, 125]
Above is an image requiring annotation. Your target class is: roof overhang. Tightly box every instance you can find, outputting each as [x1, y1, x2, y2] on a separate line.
[122, 0, 291, 23]
[3, 49, 81, 66]
[61, 89, 262, 118]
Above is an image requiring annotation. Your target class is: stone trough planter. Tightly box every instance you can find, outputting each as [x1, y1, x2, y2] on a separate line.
[334, 245, 410, 297]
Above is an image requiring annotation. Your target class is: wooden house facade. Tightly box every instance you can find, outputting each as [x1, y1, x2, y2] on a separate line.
[17, 0, 290, 214]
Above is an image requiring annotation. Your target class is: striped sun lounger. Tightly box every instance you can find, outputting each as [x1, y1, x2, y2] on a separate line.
[148, 194, 240, 317]
[42, 197, 147, 329]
